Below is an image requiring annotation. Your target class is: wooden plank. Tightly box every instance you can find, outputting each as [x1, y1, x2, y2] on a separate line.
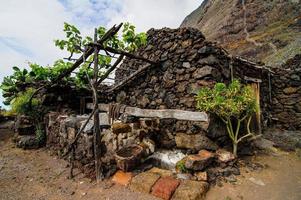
[87, 103, 208, 122]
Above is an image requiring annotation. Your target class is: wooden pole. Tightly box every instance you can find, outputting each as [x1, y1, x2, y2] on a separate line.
[92, 28, 103, 182]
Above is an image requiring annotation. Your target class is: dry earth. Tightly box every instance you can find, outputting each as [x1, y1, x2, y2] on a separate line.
[1, 125, 301, 200]
[0, 127, 157, 200]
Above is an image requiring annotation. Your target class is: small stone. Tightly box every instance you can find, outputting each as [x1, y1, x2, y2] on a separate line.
[184, 150, 215, 171]
[172, 180, 209, 200]
[198, 46, 214, 54]
[216, 149, 236, 163]
[225, 175, 237, 183]
[140, 96, 150, 107]
[151, 176, 180, 200]
[183, 62, 191, 68]
[195, 171, 207, 181]
[198, 55, 219, 65]
[182, 39, 193, 48]
[148, 167, 173, 177]
[162, 42, 173, 49]
[129, 172, 161, 193]
[112, 170, 133, 186]
[112, 123, 131, 134]
[193, 65, 220, 79]
[283, 87, 298, 94]
[176, 173, 193, 180]
[175, 133, 218, 151]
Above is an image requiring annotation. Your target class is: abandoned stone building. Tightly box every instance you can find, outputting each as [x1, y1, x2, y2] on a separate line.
[44, 27, 301, 184]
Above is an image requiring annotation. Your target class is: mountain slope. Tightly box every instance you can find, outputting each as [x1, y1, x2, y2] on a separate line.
[181, 0, 301, 67]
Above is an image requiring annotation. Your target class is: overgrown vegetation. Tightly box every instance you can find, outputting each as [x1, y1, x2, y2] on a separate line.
[0, 22, 147, 106]
[0, 22, 147, 147]
[196, 80, 258, 156]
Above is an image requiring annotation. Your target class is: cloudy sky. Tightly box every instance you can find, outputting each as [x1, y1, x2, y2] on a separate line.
[0, 0, 202, 107]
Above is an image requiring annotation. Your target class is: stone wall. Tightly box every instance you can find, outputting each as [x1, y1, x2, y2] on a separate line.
[270, 55, 301, 130]
[111, 27, 270, 143]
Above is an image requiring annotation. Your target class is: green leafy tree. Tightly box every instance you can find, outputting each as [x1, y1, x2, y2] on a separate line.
[1, 22, 147, 106]
[196, 80, 258, 156]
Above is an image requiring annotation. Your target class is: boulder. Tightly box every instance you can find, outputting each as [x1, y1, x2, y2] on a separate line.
[184, 150, 215, 171]
[129, 172, 161, 193]
[151, 176, 180, 200]
[172, 180, 209, 200]
[175, 133, 218, 151]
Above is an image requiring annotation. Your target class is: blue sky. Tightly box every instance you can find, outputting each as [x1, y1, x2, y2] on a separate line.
[0, 0, 202, 108]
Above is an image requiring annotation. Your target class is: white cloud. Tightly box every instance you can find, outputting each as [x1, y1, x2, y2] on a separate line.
[107, 0, 201, 32]
[0, 0, 202, 107]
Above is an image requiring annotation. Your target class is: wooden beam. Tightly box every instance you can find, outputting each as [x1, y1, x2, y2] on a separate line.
[87, 103, 209, 122]
[107, 63, 153, 93]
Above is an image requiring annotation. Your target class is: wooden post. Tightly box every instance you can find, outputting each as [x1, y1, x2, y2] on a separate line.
[250, 82, 262, 134]
[92, 28, 103, 182]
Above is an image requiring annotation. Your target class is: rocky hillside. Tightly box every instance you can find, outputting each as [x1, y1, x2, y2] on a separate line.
[181, 0, 301, 67]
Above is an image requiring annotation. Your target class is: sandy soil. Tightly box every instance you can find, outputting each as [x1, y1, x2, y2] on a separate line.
[1, 125, 301, 200]
[206, 151, 301, 200]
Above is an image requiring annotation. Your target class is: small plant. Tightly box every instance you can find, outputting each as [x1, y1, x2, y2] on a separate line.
[176, 160, 188, 173]
[196, 80, 258, 156]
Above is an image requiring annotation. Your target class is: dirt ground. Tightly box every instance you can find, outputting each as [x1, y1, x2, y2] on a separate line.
[1, 126, 301, 200]
[0, 128, 157, 200]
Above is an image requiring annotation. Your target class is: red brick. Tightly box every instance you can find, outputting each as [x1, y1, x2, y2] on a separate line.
[151, 176, 180, 200]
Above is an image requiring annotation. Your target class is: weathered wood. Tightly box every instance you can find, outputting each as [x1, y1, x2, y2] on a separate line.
[87, 103, 209, 122]
[97, 55, 124, 85]
[92, 28, 103, 182]
[56, 23, 123, 81]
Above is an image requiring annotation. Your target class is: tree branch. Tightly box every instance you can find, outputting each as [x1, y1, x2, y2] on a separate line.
[97, 55, 124, 85]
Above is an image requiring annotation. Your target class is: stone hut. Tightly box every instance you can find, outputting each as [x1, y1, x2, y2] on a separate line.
[109, 27, 271, 137]
[47, 27, 273, 178]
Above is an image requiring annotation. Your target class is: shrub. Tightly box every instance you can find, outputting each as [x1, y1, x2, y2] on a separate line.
[10, 88, 46, 144]
[196, 80, 258, 156]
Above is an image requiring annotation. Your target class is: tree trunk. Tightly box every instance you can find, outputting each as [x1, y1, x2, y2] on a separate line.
[233, 142, 237, 157]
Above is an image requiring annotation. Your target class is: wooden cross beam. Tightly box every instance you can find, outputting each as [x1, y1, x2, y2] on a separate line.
[87, 103, 209, 122]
